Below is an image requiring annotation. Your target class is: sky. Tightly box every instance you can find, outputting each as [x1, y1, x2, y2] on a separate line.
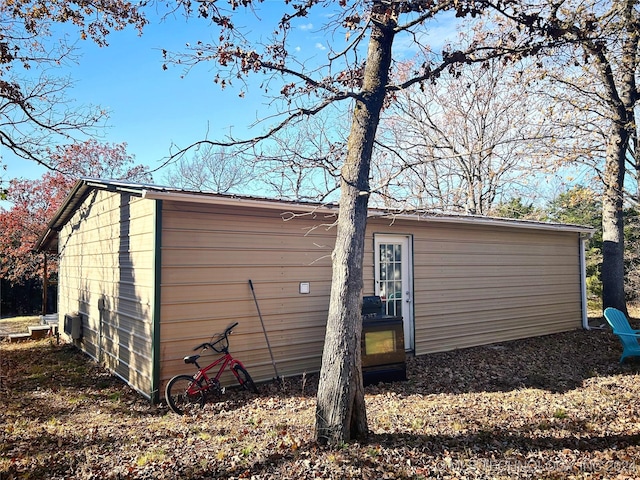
[2, 4, 460, 187]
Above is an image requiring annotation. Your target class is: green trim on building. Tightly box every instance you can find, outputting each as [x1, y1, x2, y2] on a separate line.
[150, 199, 163, 403]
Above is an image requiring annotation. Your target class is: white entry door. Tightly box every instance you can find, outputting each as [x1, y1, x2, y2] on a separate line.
[374, 235, 414, 351]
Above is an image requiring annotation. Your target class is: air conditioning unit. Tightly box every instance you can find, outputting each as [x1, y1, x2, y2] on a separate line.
[64, 313, 82, 340]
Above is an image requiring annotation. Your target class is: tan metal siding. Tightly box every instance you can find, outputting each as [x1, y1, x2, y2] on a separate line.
[401, 220, 583, 355]
[57, 191, 155, 397]
[159, 201, 336, 388]
[159, 203, 584, 390]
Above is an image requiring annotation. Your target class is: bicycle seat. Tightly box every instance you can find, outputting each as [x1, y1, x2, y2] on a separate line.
[183, 354, 200, 364]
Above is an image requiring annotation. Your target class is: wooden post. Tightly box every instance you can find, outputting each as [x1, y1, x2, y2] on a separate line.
[42, 252, 48, 316]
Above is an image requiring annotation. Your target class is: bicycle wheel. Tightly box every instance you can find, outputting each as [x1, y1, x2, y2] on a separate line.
[165, 374, 205, 414]
[233, 365, 258, 393]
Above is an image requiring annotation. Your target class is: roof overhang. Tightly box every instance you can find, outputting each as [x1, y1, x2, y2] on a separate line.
[36, 178, 158, 252]
[366, 210, 595, 235]
[141, 189, 595, 236]
[36, 178, 596, 253]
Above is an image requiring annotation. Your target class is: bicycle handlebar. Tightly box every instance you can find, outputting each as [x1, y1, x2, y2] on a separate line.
[192, 322, 240, 352]
[226, 322, 239, 334]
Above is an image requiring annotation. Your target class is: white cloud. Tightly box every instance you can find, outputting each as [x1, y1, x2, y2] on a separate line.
[299, 23, 313, 31]
[315, 43, 326, 51]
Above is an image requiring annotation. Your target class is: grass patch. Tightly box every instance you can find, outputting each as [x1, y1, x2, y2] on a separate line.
[136, 448, 167, 467]
[0, 315, 39, 334]
[553, 408, 568, 419]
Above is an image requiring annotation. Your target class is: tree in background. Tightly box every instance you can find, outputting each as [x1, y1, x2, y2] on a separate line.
[164, 144, 253, 194]
[375, 36, 556, 214]
[623, 208, 640, 300]
[251, 113, 347, 202]
[0, 163, 6, 199]
[0, 140, 150, 313]
[546, 186, 603, 304]
[48, 140, 151, 183]
[487, 0, 639, 313]
[491, 197, 544, 220]
[0, 0, 145, 181]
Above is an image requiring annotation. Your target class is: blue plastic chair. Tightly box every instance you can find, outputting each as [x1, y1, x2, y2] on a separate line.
[603, 307, 640, 363]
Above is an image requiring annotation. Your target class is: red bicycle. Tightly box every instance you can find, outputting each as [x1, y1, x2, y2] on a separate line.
[165, 322, 258, 414]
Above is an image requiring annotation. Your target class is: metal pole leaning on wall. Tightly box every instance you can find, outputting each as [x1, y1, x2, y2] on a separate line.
[248, 279, 280, 381]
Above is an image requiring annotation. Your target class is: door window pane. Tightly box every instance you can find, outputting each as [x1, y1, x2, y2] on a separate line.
[378, 243, 403, 317]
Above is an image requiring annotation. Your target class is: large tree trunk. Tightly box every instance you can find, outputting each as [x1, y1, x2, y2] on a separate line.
[597, 0, 637, 313]
[315, 4, 397, 446]
[601, 128, 628, 313]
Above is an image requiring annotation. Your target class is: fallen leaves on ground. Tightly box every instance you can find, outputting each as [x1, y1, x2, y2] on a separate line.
[1, 325, 640, 479]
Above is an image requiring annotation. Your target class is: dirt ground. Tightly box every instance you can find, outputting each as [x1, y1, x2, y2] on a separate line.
[1, 322, 640, 479]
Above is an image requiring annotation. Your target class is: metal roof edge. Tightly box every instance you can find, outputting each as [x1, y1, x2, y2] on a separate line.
[366, 210, 596, 235]
[35, 179, 92, 252]
[140, 189, 339, 214]
[144, 187, 595, 235]
[36, 179, 596, 253]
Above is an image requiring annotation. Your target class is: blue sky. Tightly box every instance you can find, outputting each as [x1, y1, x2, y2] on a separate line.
[3, 4, 459, 185]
